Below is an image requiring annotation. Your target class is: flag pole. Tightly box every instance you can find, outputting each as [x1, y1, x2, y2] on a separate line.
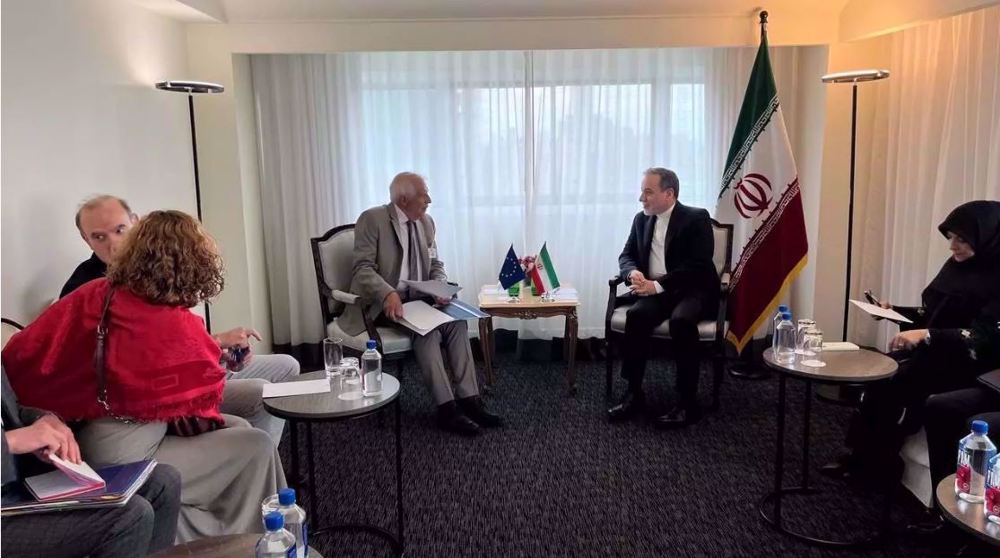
[727, 10, 771, 381]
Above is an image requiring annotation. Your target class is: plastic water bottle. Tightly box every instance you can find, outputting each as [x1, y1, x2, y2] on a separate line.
[362, 340, 383, 396]
[256, 511, 296, 558]
[986, 452, 1000, 525]
[277, 488, 308, 558]
[955, 420, 997, 503]
[774, 312, 796, 365]
[771, 305, 789, 351]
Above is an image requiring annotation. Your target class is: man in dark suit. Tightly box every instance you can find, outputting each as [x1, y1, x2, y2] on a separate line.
[608, 168, 719, 428]
[1, 367, 181, 557]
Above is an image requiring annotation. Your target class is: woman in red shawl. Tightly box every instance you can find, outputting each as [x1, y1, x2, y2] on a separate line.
[2, 210, 285, 541]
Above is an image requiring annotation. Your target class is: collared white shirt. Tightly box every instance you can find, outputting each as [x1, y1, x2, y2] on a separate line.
[394, 204, 422, 290]
[648, 203, 675, 294]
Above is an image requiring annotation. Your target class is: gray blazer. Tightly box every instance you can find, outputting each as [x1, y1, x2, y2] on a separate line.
[339, 204, 447, 336]
[2, 367, 49, 487]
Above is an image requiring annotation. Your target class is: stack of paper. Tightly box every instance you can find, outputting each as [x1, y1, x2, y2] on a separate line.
[262, 378, 332, 398]
[402, 280, 462, 300]
[400, 300, 456, 336]
[850, 300, 913, 323]
[5, 459, 157, 516]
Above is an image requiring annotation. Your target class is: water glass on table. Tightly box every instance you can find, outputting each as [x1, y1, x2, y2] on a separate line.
[795, 319, 816, 355]
[800, 328, 825, 368]
[338, 357, 363, 401]
[323, 337, 344, 378]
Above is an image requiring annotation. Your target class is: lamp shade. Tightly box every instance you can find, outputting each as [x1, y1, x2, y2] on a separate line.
[155, 80, 224, 94]
[821, 69, 890, 84]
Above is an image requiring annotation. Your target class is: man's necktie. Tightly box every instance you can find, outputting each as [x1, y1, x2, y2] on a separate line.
[407, 221, 421, 298]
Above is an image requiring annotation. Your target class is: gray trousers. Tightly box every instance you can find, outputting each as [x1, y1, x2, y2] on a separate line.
[223, 353, 300, 445]
[413, 320, 480, 405]
[77, 415, 286, 543]
[0, 464, 181, 558]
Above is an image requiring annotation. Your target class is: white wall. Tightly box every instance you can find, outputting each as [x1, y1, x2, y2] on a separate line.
[1, 0, 195, 323]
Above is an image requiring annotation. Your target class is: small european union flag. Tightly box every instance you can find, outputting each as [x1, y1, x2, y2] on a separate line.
[498, 245, 526, 289]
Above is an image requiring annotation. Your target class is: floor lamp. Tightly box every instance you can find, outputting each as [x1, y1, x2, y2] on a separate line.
[155, 79, 224, 332]
[820, 69, 890, 341]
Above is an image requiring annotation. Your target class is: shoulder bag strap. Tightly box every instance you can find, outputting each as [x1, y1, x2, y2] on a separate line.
[94, 287, 133, 423]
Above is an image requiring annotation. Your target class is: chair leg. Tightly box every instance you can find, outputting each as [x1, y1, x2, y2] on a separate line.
[605, 339, 614, 401]
[711, 354, 723, 411]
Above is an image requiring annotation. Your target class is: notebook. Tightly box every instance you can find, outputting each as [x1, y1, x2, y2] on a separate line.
[25, 454, 106, 501]
[2, 459, 157, 516]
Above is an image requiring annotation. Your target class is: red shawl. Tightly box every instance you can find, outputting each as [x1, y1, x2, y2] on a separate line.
[1, 279, 224, 423]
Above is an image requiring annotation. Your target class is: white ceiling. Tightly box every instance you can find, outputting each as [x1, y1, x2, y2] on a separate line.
[160, 0, 850, 23]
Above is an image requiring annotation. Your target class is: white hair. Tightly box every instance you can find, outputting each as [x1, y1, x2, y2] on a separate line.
[389, 172, 425, 203]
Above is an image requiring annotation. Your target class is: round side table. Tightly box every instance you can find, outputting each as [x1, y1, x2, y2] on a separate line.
[759, 348, 897, 549]
[147, 534, 323, 557]
[264, 371, 403, 556]
[937, 474, 1000, 547]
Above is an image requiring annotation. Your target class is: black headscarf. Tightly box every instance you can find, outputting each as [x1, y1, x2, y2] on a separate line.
[921, 200, 1000, 328]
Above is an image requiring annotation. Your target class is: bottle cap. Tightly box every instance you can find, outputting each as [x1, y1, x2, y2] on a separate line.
[778, 305, 789, 312]
[781, 312, 792, 320]
[278, 488, 296, 506]
[972, 420, 989, 435]
[367, 340, 377, 350]
[264, 511, 284, 531]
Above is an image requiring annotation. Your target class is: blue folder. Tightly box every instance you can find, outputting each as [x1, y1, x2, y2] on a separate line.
[1, 459, 157, 516]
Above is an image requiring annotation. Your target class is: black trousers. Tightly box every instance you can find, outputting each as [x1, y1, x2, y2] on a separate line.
[847, 344, 983, 477]
[1, 464, 181, 558]
[620, 291, 705, 408]
[924, 386, 1000, 488]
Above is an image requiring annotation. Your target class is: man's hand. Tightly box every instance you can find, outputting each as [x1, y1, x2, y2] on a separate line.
[214, 327, 262, 349]
[5, 415, 81, 464]
[434, 296, 452, 306]
[890, 329, 928, 352]
[630, 280, 658, 297]
[628, 270, 646, 284]
[383, 291, 404, 321]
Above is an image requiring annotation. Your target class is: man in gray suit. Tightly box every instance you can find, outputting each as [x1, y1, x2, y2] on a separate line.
[1, 368, 181, 557]
[341, 172, 501, 435]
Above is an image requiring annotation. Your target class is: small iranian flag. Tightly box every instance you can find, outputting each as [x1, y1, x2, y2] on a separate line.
[537, 243, 561, 292]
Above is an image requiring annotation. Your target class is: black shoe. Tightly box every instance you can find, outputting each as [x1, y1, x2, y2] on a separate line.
[655, 404, 701, 429]
[607, 391, 645, 422]
[820, 453, 854, 479]
[436, 402, 480, 436]
[457, 396, 503, 428]
[905, 511, 944, 536]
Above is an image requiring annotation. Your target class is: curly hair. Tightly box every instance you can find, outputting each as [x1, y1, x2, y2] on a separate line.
[106, 210, 224, 307]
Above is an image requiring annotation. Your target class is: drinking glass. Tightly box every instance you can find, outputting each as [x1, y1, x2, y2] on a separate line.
[323, 338, 344, 377]
[801, 328, 825, 368]
[795, 319, 816, 355]
[338, 358, 363, 401]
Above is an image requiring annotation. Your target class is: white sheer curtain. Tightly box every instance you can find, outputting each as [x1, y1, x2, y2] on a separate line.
[251, 47, 804, 345]
[852, 5, 1000, 347]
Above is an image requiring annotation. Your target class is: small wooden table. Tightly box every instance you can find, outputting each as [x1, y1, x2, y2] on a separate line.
[477, 286, 580, 394]
[147, 534, 323, 557]
[759, 347, 898, 549]
[937, 475, 1000, 547]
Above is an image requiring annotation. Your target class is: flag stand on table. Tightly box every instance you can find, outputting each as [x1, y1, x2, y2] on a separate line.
[716, 11, 809, 379]
[498, 244, 526, 294]
[536, 242, 561, 297]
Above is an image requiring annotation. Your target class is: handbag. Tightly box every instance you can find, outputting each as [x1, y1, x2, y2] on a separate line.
[95, 287, 223, 436]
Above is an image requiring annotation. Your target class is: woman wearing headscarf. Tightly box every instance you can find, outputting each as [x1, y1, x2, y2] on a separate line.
[2, 210, 286, 542]
[824, 200, 1000, 483]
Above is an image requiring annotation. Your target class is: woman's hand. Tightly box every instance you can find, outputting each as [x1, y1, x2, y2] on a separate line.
[890, 329, 928, 352]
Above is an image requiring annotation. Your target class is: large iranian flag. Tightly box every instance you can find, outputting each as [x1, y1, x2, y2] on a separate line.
[716, 28, 808, 354]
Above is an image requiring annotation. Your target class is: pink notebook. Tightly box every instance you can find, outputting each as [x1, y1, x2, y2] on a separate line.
[24, 455, 107, 501]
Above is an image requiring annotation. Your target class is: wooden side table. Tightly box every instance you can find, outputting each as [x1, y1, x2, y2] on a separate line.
[937, 474, 1000, 547]
[478, 286, 580, 394]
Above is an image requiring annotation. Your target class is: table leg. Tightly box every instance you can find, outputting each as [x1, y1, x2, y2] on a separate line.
[478, 316, 495, 386]
[305, 422, 319, 527]
[395, 397, 404, 554]
[564, 310, 578, 395]
[802, 379, 812, 491]
[290, 419, 300, 489]
[773, 373, 787, 527]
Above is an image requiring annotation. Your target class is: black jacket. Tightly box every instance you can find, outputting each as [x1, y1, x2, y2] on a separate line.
[618, 202, 720, 301]
[59, 253, 107, 299]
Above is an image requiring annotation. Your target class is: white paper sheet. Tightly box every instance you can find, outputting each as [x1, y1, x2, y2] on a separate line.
[849, 300, 913, 323]
[49, 455, 104, 484]
[399, 300, 456, 336]
[262, 379, 332, 398]
[821, 341, 860, 351]
[401, 280, 462, 300]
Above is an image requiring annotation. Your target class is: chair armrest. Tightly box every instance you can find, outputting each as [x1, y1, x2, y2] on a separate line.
[720, 272, 731, 293]
[608, 275, 624, 288]
[606, 275, 624, 324]
[332, 290, 360, 305]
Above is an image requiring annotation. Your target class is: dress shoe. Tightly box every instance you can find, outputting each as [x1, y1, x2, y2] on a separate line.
[819, 454, 854, 479]
[607, 391, 645, 422]
[905, 511, 944, 536]
[436, 402, 480, 436]
[457, 396, 503, 428]
[654, 405, 701, 429]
